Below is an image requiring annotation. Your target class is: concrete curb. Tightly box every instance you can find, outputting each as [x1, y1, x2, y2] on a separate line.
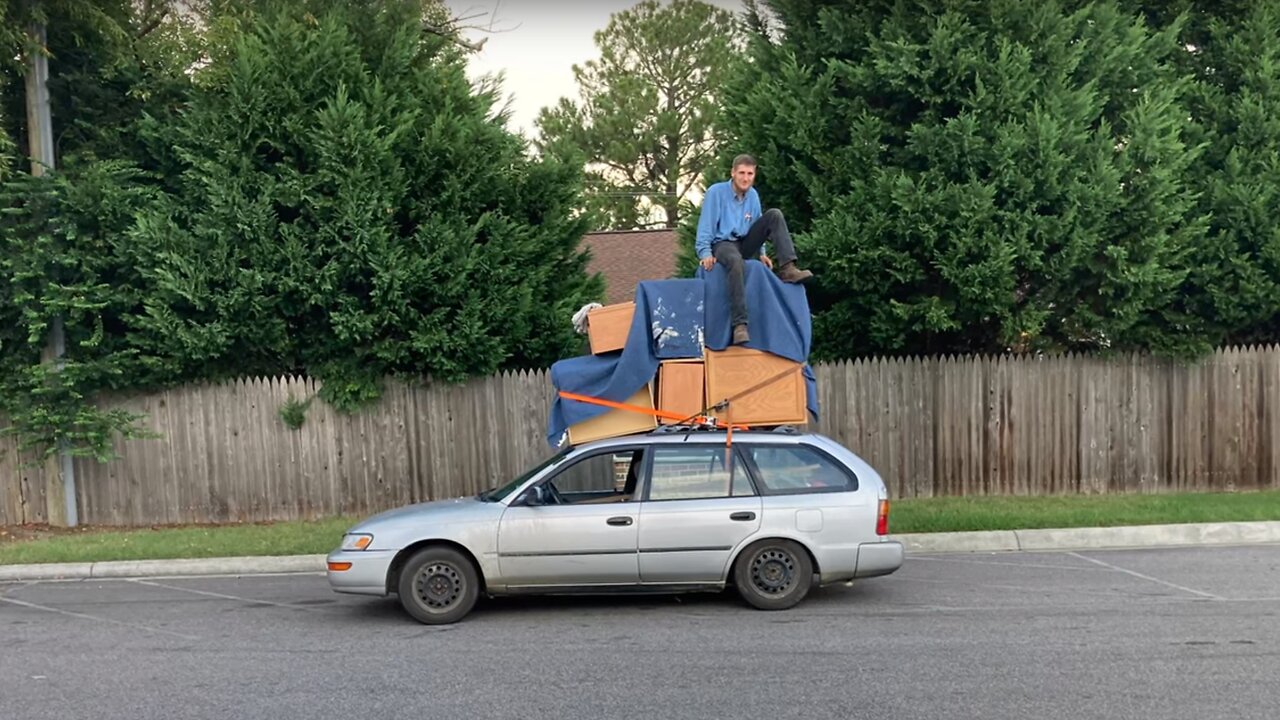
[4, 521, 1280, 582]
[0, 554, 326, 582]
[896, 520, 1280, 554]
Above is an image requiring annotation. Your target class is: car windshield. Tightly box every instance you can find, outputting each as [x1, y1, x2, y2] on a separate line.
[479, 447, 572, 502]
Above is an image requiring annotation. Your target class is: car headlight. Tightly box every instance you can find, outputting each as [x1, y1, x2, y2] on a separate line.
[341, 533, 374, 551]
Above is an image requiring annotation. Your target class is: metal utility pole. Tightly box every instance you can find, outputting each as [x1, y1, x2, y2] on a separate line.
[24, 11, 78, 527]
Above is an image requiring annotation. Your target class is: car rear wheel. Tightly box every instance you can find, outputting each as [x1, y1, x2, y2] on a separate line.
[733, 539, 813, 611]
[397, 546, 479, 624]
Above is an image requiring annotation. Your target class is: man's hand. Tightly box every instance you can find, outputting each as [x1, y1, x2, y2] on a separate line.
[700, 256, 716, 271]
[760, 254, 773, 269]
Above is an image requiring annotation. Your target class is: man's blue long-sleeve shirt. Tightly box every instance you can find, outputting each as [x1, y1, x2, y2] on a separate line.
[695, 180, 763, 260]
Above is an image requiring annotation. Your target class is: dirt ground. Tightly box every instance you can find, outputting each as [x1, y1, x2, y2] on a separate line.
[0, 522, 247, 544]
[0, 518, 314, 545]
[0, 524, 111, 544]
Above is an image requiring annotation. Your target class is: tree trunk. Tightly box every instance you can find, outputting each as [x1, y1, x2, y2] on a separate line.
[663, 85, 680, 228]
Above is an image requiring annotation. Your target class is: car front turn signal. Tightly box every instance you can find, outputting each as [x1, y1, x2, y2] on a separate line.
[341, 533, 374, 551]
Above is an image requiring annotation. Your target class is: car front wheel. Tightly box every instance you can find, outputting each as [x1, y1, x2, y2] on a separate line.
[397, 546, 480, 624]
[733, 539, 813, 611]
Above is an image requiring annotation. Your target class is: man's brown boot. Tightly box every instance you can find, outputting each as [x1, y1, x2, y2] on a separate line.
[732, 324, 750, 345]
[777, 261, 814, 284]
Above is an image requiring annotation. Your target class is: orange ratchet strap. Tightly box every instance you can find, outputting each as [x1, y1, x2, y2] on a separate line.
[557, 390, 748, 429]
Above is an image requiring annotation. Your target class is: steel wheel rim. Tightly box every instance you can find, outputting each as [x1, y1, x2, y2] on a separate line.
[414, 561, 464, 612]
[750, 548, 796, 595]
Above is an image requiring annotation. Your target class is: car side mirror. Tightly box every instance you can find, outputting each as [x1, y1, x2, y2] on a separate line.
[519, 485, 547, 506]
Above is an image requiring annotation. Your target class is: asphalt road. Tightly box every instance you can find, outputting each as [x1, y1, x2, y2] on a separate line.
[2, 545, 1278, 720]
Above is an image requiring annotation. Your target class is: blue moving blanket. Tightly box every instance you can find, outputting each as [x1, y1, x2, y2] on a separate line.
[546, 261, 819, 447]
[648, 278, 706, 360]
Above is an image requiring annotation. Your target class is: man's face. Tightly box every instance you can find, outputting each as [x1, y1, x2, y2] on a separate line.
[731, 163, 756, 194]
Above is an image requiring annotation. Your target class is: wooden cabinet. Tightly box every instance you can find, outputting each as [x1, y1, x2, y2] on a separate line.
[587, 302, 635, 354]
[567, 384, 658, 444]
[657, 359, 705, 424]
[703, 347, 807, 426]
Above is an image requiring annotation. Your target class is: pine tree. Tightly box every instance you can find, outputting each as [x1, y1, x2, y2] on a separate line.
[125, 0, 602, 409]
[0, 1, 194, 459]
[0, 0, 602, 457]
[711, 0, 1208, 360]
[534, 0, 739, 230]
[0, 0, 196, 171]
[1129, 1, 1280, 346]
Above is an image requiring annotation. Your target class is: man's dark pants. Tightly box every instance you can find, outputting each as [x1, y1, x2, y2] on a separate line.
[711, 208, 798, 329]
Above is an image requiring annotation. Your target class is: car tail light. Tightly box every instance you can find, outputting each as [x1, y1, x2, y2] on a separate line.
[876, 499, 889, 536]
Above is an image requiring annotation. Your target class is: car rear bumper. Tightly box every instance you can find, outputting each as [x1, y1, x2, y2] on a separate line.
[854, 540, 904, 578]
[326, 549, 397, 596]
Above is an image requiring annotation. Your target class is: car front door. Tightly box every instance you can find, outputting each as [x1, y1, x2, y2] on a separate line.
[637, 443, 761, 584]
[497, 447, 645, 588]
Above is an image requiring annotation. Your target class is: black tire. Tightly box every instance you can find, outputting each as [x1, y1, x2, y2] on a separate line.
[396, 546, 480, 625]
[733, 539, 813, 611]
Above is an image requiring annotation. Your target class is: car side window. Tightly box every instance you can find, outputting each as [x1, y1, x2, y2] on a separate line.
[746, 445, 857, 495]
[646, 445, 755, 501]
[545, 448, 645, 504]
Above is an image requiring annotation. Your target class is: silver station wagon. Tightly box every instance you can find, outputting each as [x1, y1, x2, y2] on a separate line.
[326, 427, 904, 624]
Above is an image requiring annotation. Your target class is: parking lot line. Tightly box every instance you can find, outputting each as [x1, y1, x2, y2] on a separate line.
[893, 575, 1178, 599]
[1068, 552, 1225, 600]
[908, 555, 1113, 572]
[0, 594, 200, 640]
[130, 578, 336, 612]
[0, 581, 31, 598]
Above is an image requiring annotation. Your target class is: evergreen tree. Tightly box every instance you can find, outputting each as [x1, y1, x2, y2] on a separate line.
[535, 0, 739, 230]
[0, 0, 197, 172]
[0, 0, 195, 459]
[1121, 1, 1280, 346]
[0, 0, 601, 458]
[125, 0, 601, 409]
[0, 164, 161, 459]
[712, 0, 1208, 360]
[0, 90, 11, 179]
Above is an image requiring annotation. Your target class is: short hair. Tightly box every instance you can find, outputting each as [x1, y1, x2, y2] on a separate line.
[731, 154, 757, 170]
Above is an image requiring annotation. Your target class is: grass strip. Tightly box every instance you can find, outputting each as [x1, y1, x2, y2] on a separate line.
[2, 490, 1279, 565]
[890, 490, 1280, 534]
[0, 517, 356, 566]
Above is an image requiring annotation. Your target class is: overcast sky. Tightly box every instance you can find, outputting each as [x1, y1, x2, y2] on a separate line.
[443, 0, 748, 138]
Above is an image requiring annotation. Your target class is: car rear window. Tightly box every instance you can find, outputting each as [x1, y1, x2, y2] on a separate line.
[745, 444, 857, 495]
[647, 445, 755, 501]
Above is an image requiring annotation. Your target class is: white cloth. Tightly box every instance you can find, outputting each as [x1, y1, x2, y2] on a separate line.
[572, 302, 603, 335]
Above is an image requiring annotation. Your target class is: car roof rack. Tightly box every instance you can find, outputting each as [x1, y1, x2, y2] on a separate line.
[649, 423, 803, 436]
[650, 424, 723, 435]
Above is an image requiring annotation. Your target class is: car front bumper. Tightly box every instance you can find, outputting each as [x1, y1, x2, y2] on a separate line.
[854, 540, 904, 578]
[326, 549, 397, 596]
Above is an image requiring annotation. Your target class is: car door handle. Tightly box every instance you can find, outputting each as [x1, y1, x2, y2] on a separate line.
[607, 516, 633, 526]
[729, 511, 756, 521]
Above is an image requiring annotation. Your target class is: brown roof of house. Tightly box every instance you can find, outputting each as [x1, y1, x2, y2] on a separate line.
[581, 228, 681, 305]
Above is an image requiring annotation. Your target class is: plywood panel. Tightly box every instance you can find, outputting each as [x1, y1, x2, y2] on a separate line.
[587, 301, 635, 354]
[568, 385, 657, 445]
[657, 359, 705, 424]
[704, 347, 807, 426]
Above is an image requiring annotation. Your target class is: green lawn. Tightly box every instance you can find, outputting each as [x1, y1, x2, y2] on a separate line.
[2, 490, 1279, 566]
[889, 489, 1280, 534]
[0, 516, 357, 566]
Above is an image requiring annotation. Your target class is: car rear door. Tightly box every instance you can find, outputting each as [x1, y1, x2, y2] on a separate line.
[740, 441, 870, 578]
[637, 443, 761, 584]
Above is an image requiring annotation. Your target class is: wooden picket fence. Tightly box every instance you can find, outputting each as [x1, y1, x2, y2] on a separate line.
[4, 345, 1280, 527]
